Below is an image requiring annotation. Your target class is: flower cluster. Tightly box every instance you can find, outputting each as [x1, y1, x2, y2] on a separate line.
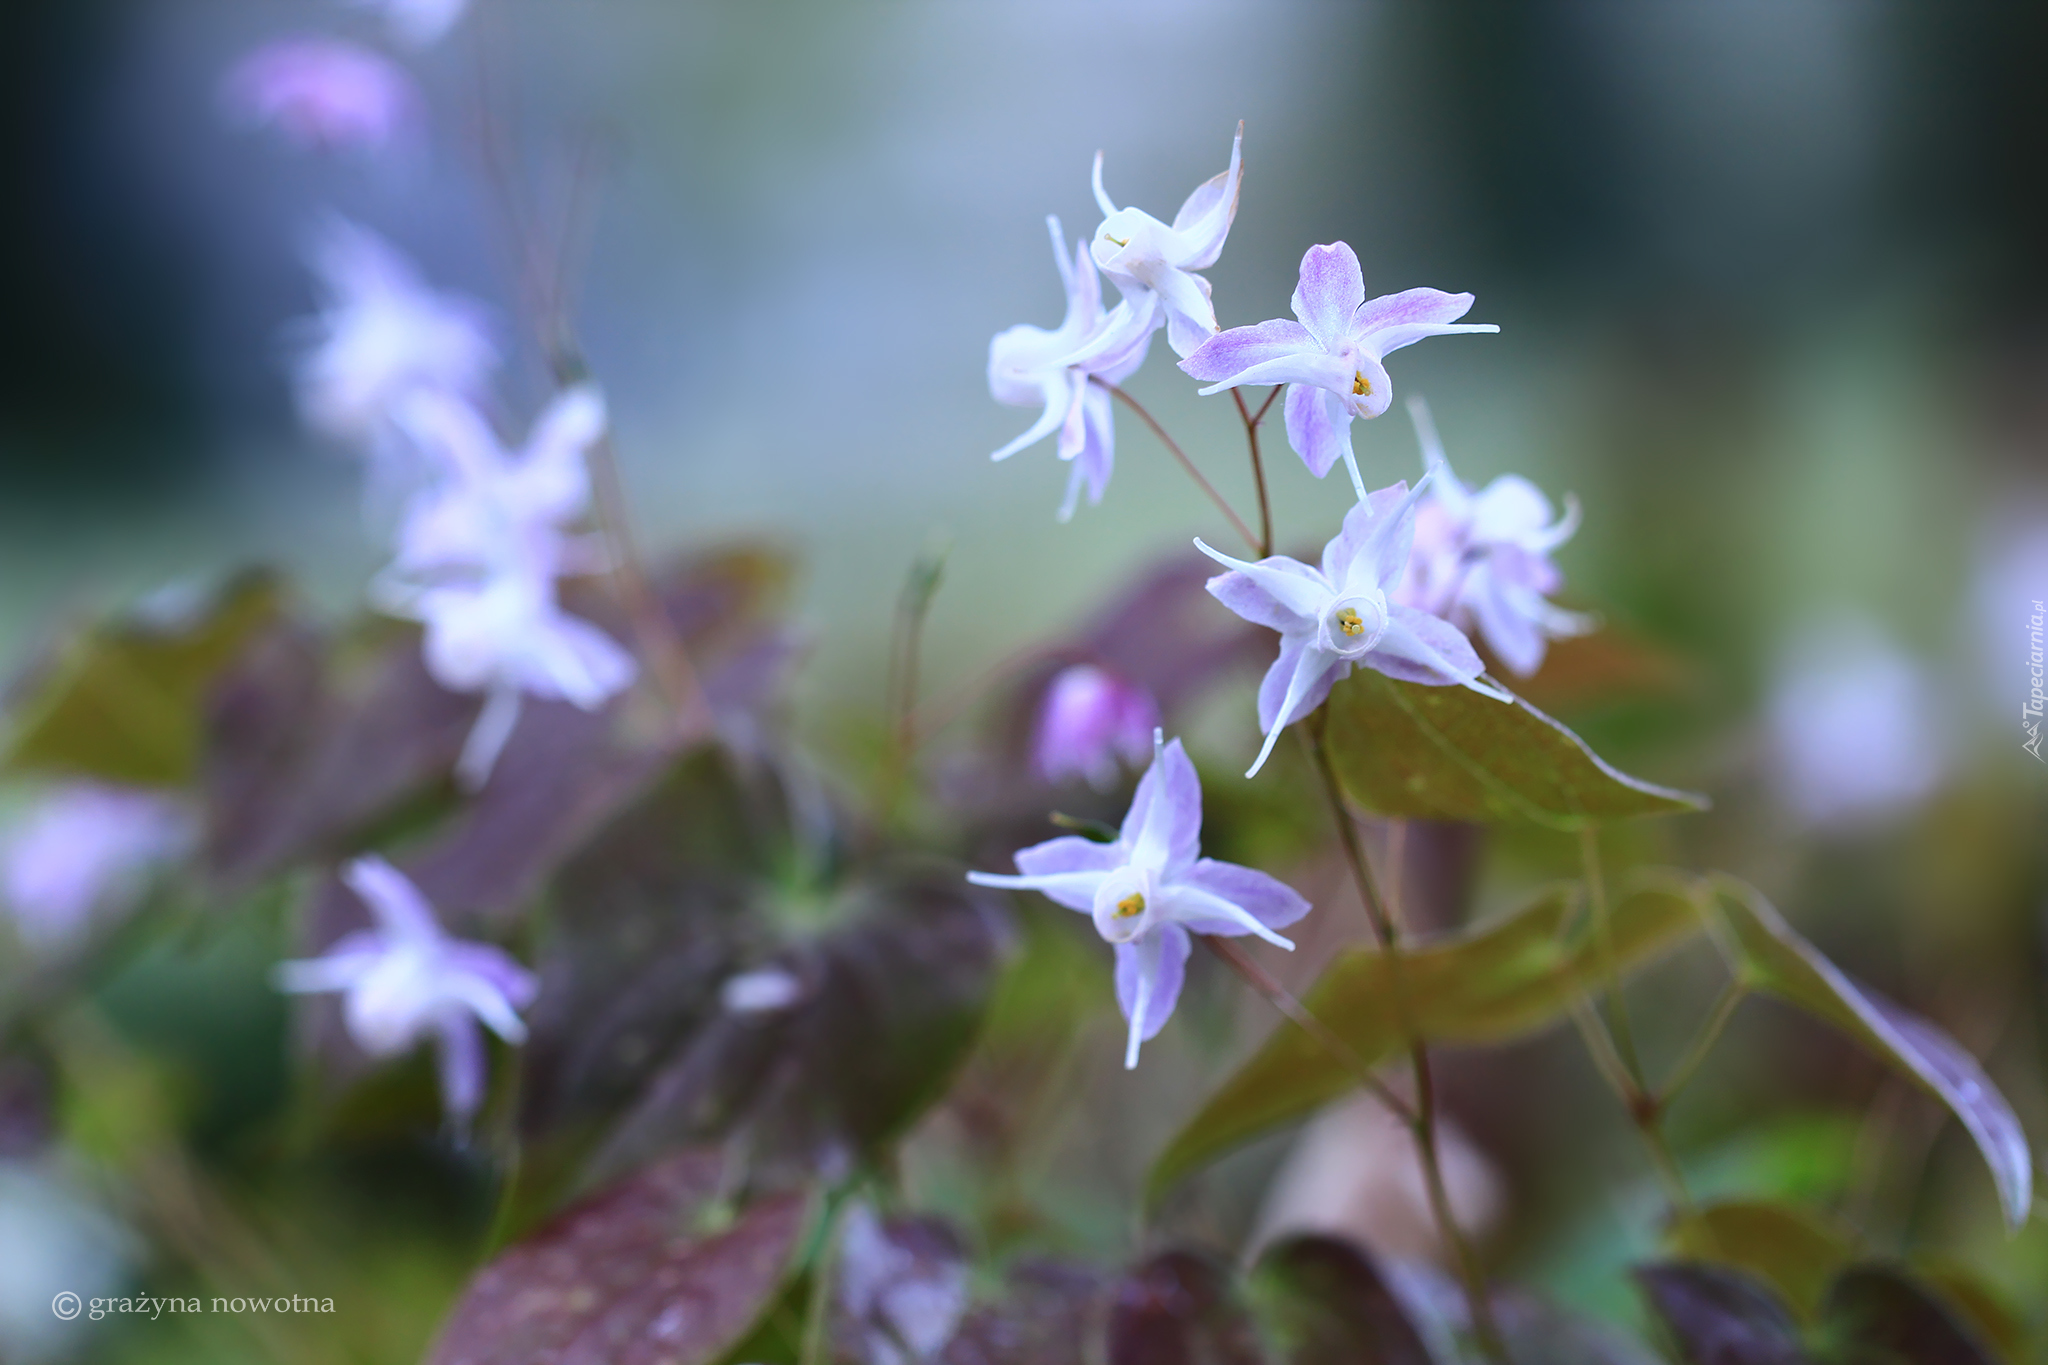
[980, 124, 1600, 1062]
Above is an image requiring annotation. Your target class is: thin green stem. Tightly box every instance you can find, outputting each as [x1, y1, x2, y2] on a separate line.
[1306, 721, 1507, 1364]
[1101, 381, 1259, 554]
[1579, 827, 1643, 1084]
[1200, 935, 1414, 1126]
[1659, 980, 1745, 1105]
[1230, 388, 1274, 557]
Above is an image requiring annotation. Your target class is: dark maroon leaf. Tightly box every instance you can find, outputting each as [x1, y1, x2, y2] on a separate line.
[427, 1148, 806, 1365]
[939, 1261, 1106, 1365]
[1817, 1264, 1999, 1365]
[1636, 1264, 1812, 1365]
[1249, 1236, 1436, 1365]
[830, 1206, 971, 1364]
[1107, 1251, 1263, 1365]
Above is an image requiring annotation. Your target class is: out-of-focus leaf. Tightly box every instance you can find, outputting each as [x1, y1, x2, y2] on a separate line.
[426, 1148, 806, 1365]
[4, 571, 282, 786]
[1105, 1250, 1262, 1365]
[1634, 1263, 1811, 1365]
[203, 624, 474, 885]
[1247, 1236, 1435, 1365]
[1148, 882, 1701, 1205]
[1816, 1264, 1999, 1365]
[938, 1261, 1106, 1365]
[1664, 1201, 1856, 1322]
[1323, 669, 1706, 829]
[580, 867, 1009, 1195]
[1907, 1264, 2023, 1365]
[1504, 626, 1696, 715]
[1710, 882, 2034, 1231]
[829, 1205, 971, 1365]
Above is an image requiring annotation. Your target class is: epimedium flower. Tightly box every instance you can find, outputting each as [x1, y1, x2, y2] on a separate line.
[220, 38, 418, 153]
[293, 218, 498, 453]
[375, 386, 636, 788]
[988, 217, 1156, 520]
[1395, 398, 1592, 677]
[1179, 241, 1496, 498]
[1033, 663, 1159, 789]
[969, 733, 1309, 1069]
[1, 785, 193, 951]
[274, 856, 536, 1126]
[1084, 124, 1243, 359]
[1196, 475, 1508, 779]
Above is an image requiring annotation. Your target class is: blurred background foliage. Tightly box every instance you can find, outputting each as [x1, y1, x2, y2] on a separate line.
[0, 1, 2045, 1362]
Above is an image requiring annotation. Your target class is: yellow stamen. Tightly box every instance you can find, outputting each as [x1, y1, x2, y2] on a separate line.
[1115, 893, 1146, 919]
[1352, 372, 1372, 396]
[1105, 234, 1129, 248]
[1336, 607, 1365, 637]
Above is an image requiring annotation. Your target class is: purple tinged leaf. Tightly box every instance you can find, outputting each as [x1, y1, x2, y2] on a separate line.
[1634, 1263, 1810, 1365]
[1106, 1252, 1263, 1365]
[938, 1261, 1105, 1365]
[1249, 1236, 1437, 1365]
[1712, 882, 2035, 1232]
[425, 1149, 806, 1365]
[1818, 1264, 2000, 1365]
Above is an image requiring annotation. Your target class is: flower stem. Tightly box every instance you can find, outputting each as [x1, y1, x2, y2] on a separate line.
[1306, 720, 1507, 1364]
[1199, 934, 1415, 1125]
[1230, 388, 1276, 557]
[1100, 381, 1260, 554]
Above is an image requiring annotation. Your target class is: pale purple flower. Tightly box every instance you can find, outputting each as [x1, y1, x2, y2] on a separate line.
[352, 0, 470, 48]
[1196, 476, 1507, 779]
[1767, 615, 1946, 830]
[275, 856, 536, 1124]
[1083, 124, 1243, 359]
[969, 734, 1309, 1069]
[293, 219, 498, 450]
[1394, 398, 1592, 676]
[1, 786, 192, 950]
[1179, 242, 1497, 497]
[375, 386, 635, 788]
[988, 217, 1156, 519]
[220, 38, 417, 152]
[1033, 663, 1159, 788]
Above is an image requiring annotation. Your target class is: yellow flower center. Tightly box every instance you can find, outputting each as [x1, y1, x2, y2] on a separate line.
[1352, 371, 1372, 396]
[1114, 893, 1146, 919]
[1336, 607, 1366, 637]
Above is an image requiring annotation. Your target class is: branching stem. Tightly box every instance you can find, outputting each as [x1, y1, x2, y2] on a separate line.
[1100, 382, 1259, 554]
[1230, 387, 1278, 557]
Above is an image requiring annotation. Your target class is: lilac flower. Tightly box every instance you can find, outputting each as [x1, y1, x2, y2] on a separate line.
[1033, 663, 1159, 788]
[375, 386, 636, 787]
[1196, 476, 1506, 779]
[293, 219, 498, 451]
[1179, 242, 1497, 497]
[969, 734, 1309, 1069]
[1394, 398, 1592, 677]
[352, 0, 470, 48]
[275, 856, 536, 1125]
[1766, 615, 1946, 830]
[1084, 124, 1243, 359]
[221, 38, 417, 152]
[1, 785, 192, 950]
[988, 217, 1156, 519]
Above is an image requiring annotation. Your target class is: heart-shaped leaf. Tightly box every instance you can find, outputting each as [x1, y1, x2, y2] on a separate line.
[1148, 881, 1702, 1206]
[1710, 881, 2034, 1232]
[5, 571, 282, 787]
[427, 1149, 807, 1365]
[1635, 1262, 1810, 1365]
[1323, 670, 1706, 829]
[1664, 1201, 1856, 1322]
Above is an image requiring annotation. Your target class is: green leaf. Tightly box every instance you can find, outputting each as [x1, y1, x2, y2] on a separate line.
[1147, 880, 1702, 1207]
[426, 1149, 808, 1365]
[1634, 1263, 1810, 1365]
[1248, 1236, 1437, 1365]
[1664, 1200, 1856, 1322]
[4, 572, 282, 786]
[1323, 669, 1706, 829]
[1709, 881, 2034, 1232]
[1816, 1264, 2001, 1365]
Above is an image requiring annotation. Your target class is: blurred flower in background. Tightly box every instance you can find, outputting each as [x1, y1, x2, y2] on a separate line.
[1, 784, 192, 951]
[219, 38, 417, 154]
[1032, 662, 1159, 788]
